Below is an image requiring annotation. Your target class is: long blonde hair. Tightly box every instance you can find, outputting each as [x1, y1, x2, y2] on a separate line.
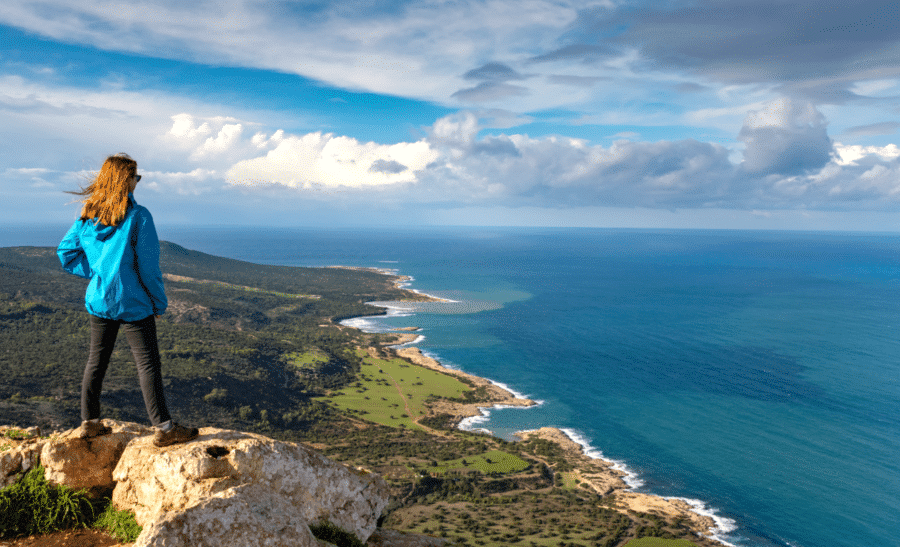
[69, 153, 137, 227]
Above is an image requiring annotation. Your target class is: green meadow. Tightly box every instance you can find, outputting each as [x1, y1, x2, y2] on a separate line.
[325, 351, 470, 430]
[425, 449, 529, 475]
[283, 349, 330, 370]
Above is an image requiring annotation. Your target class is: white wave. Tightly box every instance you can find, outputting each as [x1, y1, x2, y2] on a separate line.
[559, 428, 644, 489]
[489, 380, 531, 401]
[421, 349, 458, 370]
[389, 334, 426, 348]
[459, 410, 491, 432]
[339, 317, 386, 332]
[667, 497, 739, 547]
[342, 266, 746, 547]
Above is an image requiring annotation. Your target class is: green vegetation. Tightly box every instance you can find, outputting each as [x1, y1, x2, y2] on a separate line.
[624, 539, 699, 547]
[0, 244, 722, 547]
[427, 450, 529, 475]
[326, 351, 470, 430]
[92, 502, 143, 542]
[4, 428, 29, 440]
[0, 466, 143, 542]
[284, 349, 331, 370]
[0, 466, 94, 538]
[309, 521, 364, 547]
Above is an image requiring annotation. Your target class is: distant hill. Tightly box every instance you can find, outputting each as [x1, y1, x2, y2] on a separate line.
[0, 242, 413, 433]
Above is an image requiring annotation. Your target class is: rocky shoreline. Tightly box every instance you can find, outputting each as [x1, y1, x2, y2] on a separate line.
[388, 344, 726, 545]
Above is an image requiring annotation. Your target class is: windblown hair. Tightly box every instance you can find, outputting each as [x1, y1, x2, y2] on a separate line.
[68, 154, 137, 227]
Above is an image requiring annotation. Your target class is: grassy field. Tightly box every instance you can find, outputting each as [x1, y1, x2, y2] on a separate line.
[325, 351, 471, 430]
[426, 449, 530, 475]
[283, 349, 330, 370]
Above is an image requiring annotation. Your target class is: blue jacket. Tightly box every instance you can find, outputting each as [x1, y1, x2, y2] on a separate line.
[57, 194, 167, 321]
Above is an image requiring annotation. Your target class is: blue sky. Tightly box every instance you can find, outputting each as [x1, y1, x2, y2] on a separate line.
[2, 0, 900, 230]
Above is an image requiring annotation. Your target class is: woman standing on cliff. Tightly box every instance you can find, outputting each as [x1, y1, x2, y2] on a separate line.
[57, 153, 198, 447]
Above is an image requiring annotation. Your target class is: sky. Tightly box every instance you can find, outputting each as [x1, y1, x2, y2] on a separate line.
[2, 0, 900, 230]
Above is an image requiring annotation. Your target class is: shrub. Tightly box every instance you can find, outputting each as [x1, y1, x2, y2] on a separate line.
[92, 500, 142, 542]
[0, 466, 94, 538]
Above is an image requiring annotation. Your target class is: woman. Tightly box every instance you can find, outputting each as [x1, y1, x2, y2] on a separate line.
[57, 153, 198, 447]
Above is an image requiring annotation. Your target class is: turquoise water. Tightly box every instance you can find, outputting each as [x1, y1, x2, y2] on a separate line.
[6, 226, 899, 547]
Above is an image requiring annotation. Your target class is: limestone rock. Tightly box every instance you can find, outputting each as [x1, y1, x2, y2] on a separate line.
[40, 420, 153, 496]
[113, 427, 390, 544]
[0, 437, 45, 488]
[366, 529, 449, 547]
[135, 483, 319, 547]
[613, 491, 717, 536]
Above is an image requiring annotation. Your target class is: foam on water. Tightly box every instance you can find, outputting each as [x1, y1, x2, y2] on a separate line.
[559, 428, 644, 489]
[389, 334, 426, 348]
[669, 497, 740, 547]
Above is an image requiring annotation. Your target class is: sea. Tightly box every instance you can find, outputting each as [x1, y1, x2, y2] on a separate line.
[4, 225, 899, 547]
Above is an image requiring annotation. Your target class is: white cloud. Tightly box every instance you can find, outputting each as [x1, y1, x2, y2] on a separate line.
[168, 113, 212, 140]
[738, 98, 833, 175]
[206, 111, 900, 211]
[191, 123, 243, 159]
[226, 132, 439, 189]
[430, 111, 479, 150]
[849, 79, 899, 97]
[140, 168, 220, 195]
[835, 143, 900, 165]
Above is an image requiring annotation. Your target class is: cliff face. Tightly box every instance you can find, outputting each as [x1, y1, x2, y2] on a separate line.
[1, 421, 445, 547]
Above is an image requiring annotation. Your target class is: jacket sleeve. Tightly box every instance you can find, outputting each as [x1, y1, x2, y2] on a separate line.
[57, 221, 92, 279]
[133, 209, 168, 315]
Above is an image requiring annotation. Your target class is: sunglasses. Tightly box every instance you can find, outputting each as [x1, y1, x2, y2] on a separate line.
[135, 175, 142, 182]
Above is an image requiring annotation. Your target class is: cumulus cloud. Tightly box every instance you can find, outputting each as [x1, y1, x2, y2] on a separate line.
[738, 98, 833, 175]
[199, 109, 900, 211]
[191, 123, 243, 159]
[430, 111, 480, 149]
[225, 132, 438, 189]
[834, 143, 900, 165]
[168, 113, 212, 140]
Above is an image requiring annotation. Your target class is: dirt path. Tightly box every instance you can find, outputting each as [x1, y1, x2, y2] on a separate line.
[0, 529, 129, 547]
[373, 363, 443, 437]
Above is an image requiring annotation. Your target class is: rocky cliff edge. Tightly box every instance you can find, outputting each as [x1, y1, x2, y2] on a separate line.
[0, 422, 447, 547]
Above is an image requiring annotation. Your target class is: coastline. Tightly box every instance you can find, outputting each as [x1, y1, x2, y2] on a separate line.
[391, 345, 729, 544]
[345, 269, 735, 546]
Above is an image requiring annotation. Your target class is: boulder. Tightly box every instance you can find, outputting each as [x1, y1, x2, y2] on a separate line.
[135, 483, 319, 547]
[0, 431, 46, 488]
[40, 420, 153, 496]
[113, 427, 390, 546]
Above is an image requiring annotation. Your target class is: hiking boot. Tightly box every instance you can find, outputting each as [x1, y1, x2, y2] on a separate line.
[77, 420, 111, 439]
[153, 423, 199, 447]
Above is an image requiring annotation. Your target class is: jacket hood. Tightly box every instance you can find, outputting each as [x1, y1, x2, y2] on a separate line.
[82, 194, 135, 242]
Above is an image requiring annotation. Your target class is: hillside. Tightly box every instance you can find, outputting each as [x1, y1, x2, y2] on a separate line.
[0, 244, 726, 547]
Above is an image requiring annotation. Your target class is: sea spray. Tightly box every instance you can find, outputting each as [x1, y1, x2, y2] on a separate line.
[670, 497, 740, 547]
[559, 427, 644, 489]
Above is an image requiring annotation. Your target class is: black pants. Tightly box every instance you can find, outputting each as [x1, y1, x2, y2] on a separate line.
[82, 314, 171, 426]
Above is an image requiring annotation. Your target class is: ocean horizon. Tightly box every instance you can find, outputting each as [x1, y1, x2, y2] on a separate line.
[3, 225, 898, 547]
